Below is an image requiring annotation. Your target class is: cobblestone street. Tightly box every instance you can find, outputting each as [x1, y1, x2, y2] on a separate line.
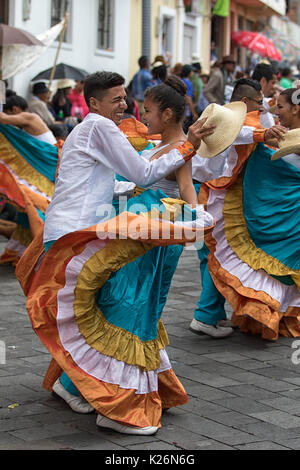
[1, 236, 300, 451]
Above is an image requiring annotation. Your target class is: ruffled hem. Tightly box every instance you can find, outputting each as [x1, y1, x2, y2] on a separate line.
[42, 358, 188, 428]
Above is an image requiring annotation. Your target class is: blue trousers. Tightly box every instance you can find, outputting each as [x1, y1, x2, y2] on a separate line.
[194, 244, 226, 326]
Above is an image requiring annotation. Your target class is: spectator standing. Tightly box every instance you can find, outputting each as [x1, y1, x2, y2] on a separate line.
[51, 79, 74, 121]
[190, 59, 204, 107]
[68, 80, 90, 121]
[151, 61, 168, 86]
[131, 56, 153, 118]
[279, 68, 294, 89]
[203, 55, 236, 105]
[28, 82, 57, 127]
[181, 64, 198, 133]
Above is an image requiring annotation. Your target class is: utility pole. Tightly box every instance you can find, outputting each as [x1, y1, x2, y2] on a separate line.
[142, 0, 151, 60]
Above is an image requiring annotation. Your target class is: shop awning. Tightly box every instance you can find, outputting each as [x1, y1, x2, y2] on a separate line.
[234, 0, 286, 17]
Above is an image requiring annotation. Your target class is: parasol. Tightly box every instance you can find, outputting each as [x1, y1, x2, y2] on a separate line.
[231, 31, 282, 62]
[0, 23, 43, 46]
[32, 63, 88, 82]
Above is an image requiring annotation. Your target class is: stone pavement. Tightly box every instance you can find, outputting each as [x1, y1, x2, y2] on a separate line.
[1, 235, 300, 451]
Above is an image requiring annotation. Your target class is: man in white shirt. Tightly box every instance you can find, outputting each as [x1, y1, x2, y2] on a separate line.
[252, 63, 278, 128]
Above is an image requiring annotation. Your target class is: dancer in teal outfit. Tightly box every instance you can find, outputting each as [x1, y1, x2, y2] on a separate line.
[190, 78, 282, 338]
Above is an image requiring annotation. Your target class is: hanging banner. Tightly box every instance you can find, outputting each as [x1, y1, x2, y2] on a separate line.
[213, 0, 230, 17]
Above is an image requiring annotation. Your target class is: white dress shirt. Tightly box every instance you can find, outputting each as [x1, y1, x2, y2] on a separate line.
[44, 113, 189, 242]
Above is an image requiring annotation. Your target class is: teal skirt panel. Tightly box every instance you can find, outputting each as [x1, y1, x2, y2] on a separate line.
[243, 143, 300, 271]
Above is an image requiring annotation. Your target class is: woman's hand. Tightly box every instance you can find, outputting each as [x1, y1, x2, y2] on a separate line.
[187, 117, 215, 150]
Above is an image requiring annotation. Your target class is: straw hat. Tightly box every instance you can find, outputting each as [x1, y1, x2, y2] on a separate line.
[56, 79, 75, 89]
[271, 128, 300, 160]
[197, 102, 247, 158]
[152, 61, 164, 69]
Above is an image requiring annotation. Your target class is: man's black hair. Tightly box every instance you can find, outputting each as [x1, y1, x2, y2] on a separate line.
[3, 95, 28, 111]
[83, 71, 125, 108]
[281, 67, 292, 78]
[252, 63, 275, 83]
[231, 78, 262, 102]
[138, 56, 149, 69]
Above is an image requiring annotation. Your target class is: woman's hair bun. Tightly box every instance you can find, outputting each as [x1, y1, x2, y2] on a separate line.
[164, 75, 187, 97]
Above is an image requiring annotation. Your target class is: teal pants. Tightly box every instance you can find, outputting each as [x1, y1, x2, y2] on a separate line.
[194, 244, 226, 326]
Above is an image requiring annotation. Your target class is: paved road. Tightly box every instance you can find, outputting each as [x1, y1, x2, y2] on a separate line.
[1, 236, 300, 451]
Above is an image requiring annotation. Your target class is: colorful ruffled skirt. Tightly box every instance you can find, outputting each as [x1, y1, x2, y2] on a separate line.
[201, 143, 300, 340]
[20, 189, 215, 428]
[0, 123, 59, 265]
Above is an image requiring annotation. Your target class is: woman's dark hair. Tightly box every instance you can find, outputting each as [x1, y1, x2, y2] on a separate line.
[52, 89, 67, 109]
[84, 71, 125, 107]
[144, 75, 187, 123]
[280, 88, 299, 105]
[151, 64, 167, 83]
[4, 95, 28, 111]
[6, 89, 17, 98]
[124, 88, 135, 116]
[280, 88, 300, 117]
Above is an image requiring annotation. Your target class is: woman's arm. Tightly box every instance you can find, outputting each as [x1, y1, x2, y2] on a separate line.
[175, 160, 198, 206]
[0, 111, 31, 127]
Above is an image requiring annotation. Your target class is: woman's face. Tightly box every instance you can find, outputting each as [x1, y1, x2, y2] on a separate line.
[276, 94, 295, 128]
[143, 97, 163, 134]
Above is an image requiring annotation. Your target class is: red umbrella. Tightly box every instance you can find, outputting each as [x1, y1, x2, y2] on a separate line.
[231, 31, 282, 61]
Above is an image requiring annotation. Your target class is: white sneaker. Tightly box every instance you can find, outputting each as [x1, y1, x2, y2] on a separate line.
[218, 319, 237, 328]
[52, 379, 94, 414]
[189, 318, 233, 338]
[96, 414, 159, 435]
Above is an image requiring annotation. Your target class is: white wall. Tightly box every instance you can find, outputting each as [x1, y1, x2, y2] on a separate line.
[9, 0, 131, 99]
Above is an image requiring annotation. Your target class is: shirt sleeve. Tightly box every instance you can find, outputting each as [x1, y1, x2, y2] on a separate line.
[91, 119, 195, 187]
[234, 126, 266, 145]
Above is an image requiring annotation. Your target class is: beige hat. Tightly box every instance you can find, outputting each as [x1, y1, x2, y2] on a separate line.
[197, 102, 247, 158]
[191, 53, 201, 62]
[271, 128, 300, 160]
[152, 61, 164, 68]
[56, 78, 75, 89]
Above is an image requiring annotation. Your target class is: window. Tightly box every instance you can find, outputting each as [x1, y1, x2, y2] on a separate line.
[0, 0, 9, 24]
[51, 0, 72, 43]
[97, 0, 114, 51]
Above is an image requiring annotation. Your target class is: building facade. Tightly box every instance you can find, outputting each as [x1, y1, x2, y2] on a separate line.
[6, 0, 132, 98]
[3, 0, 299, 100]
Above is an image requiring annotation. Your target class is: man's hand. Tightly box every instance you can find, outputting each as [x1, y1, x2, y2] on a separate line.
[187, 117, 215, 151]
[264, 125, 287, 147]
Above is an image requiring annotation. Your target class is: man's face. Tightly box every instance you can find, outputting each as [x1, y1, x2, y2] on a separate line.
[262, 74, 277, 98]
[245, 92, 264, 113]
[91, 86, 127, 125]
[38, 91, 50, 103]
[224, 62, 235, 73]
